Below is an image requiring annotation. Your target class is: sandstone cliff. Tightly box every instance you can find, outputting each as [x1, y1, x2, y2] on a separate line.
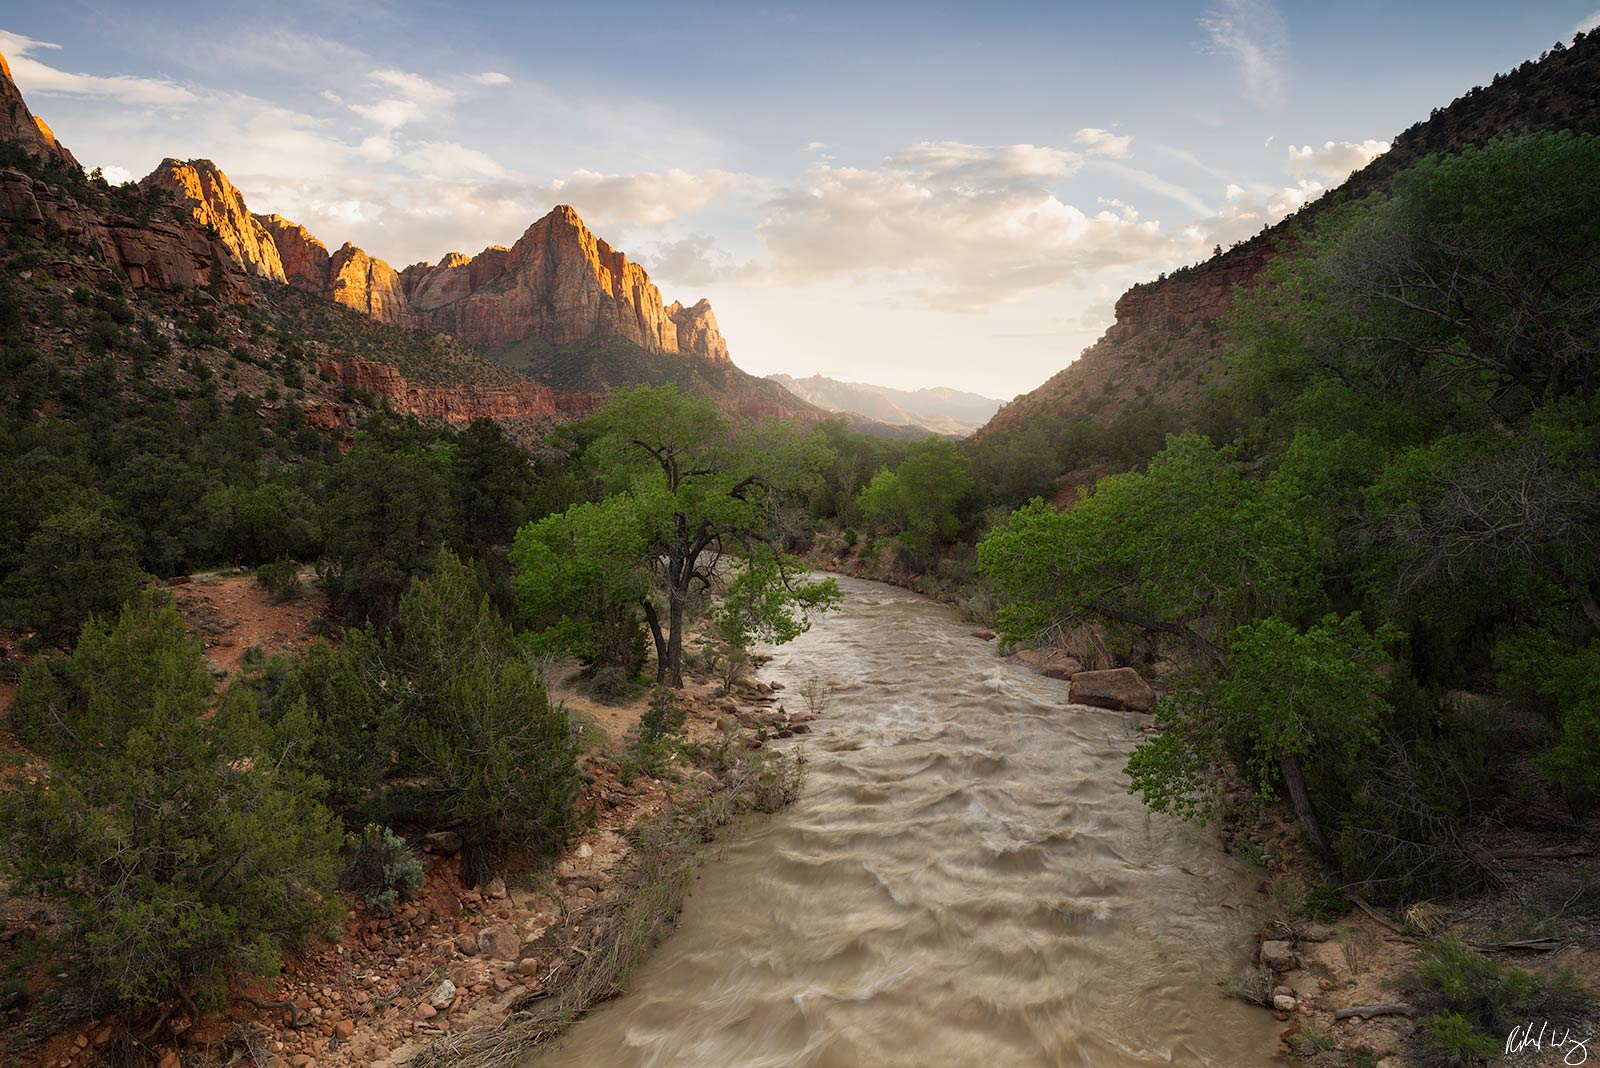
[327, 242, 412, 325]
[667, 299, 730, 363]
[141, 158, 287, 282]
[398, 206, 730, 359]
[0, 51, 78, 168]
[977, 30, 1600, 444]
[0, 167, 250, 299]
[312, 357, 559, 429]
[256, 213, 331, 292]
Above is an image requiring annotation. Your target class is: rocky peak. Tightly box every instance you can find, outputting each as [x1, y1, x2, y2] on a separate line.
[0, 50, 79, 168]
[667, 298, 730, 363]
[255, 213, 331, 292]
[400, 204, 722, 356]
[141, 158, 286, 283]
[327, 242, 412, 325]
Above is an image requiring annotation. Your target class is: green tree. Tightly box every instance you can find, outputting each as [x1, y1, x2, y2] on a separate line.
[1125, 613, 1398, 852]
[0, 494, 145, 646]
[510, 495, 652, 671]
[318, 430, 452, 629]
[580, 385, 839, 686]
[856, 436, 975, 552]
[379, 551, 582, 884]
[0, 595, 339, 1012]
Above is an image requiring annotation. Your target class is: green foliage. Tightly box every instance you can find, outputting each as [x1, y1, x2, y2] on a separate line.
[338, 825, 424, 913]
[625, 686, 688, 780]
[318, 425, 453, 629]
[588, 664, 643, 706]
[855, 436, 975, 552]
[1299, 883, 1350, 923]
[980, 433, 1317, 657]
[1406, 937, 1589, 1067]
[235, 638, 393, 814]
[511, 495, 652, 670]
[570, 385, 838, 686]
[715, 556, 840, 649]
[0, 494, 145, 645]
[377, 550, 582, 882]
[0, 595, 340, 1010]
[256, 557, 301, 603]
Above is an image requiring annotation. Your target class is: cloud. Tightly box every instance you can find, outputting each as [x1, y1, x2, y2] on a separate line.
[1074, 127, 1133, 158]
[1199, 0, 1289, 109]
[1185, 179, 1324, 248]
[531, 168, 746, 230]
[1286, 139, 1389, 182]
[347, 68, 454, 130]
[756, 140, 1186, 309]
[349, 98, 425, 129]
[402, 141, 509, 179]
[1577, 10, 1600, 34]
[0, 29, 195, 105]
[472, 71, 511, 86]
[1093, 160, 1212, 215]
[370, 69, 452, 106]
[642, 233, 741, 287]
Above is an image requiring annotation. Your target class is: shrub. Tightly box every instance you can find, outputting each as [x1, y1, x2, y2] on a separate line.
[0, 595, 340, 1012]
[625, 687, 687, 780]
[0, 497, 145, 646]
[256, 557, 301, 603]
[338, 825, 423, 913]
[379, 551, 583, 885]
[1405, 937, 1590, 1067]
[1300, 882, 1350, 923]
[588, 664, 641, 705]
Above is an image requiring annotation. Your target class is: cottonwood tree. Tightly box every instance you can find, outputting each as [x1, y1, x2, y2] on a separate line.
[561, 385, 839, 687]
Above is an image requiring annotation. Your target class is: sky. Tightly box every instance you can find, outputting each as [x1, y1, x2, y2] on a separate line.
[2, 1, 1596, 397]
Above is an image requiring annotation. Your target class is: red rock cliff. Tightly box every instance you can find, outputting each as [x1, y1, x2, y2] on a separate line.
[399, 206, 731, 358]
[0, 168, 250, 299]
[315, 358, 559, 427]
[141, 158, 287, 282]
[256, 213, 332, 292]
[0, 51, 78, 168]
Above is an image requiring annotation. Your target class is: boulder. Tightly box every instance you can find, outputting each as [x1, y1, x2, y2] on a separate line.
[1260, 939, 1297, 972]
[477, 925, 521, 961]
[1009, 647, 1083, 680]
[1067, 668, 1155, 712]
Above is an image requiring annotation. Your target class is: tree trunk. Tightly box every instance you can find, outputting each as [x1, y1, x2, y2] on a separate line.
[643, 600, 668, 685]
[665, 593, 685, 688]
[1279, 751, 1331, 856]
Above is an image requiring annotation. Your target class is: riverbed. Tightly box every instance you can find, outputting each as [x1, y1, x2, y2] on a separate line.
[535, 575, 1280, 1067]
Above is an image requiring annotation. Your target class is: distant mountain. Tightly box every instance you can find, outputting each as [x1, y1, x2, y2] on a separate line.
[766, 373, 1002, 436]
[136, 154, 819, 424]
[976, 30, 1600, 448]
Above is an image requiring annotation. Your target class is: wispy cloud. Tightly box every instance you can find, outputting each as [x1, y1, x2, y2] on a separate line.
[0, 29, 194, 105]
[1198, 0, 1289, 110]
[1073, 127, 1133, 158]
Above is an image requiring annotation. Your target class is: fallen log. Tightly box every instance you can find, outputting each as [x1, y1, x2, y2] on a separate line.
[1334, 1003, 1415, 1021]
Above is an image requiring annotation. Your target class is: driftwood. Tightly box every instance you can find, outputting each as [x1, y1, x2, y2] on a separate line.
[1334, 1003, 1416, 1021]
[1475, 937, 1563, 953]
[1348, 895, 1410, 937]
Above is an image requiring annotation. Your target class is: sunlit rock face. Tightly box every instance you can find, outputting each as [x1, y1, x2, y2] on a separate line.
[0, 51, 77, 167]
[141, 159, 288, 283]
[399, 205, 730, 358]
